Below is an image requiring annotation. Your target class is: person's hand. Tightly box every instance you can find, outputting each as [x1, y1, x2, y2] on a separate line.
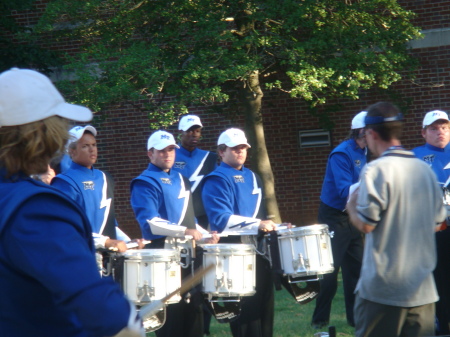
[105, 239, 128, 252]
[203, 232, 220, 244]
[185, 228, 203, 241]
[131, 238, 147, 249]
[40, 165, 56, 185]
[280, 222, 292, 229]
[259, 220, 277, 232]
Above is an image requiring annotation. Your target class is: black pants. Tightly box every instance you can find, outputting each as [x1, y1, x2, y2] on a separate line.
[434, 227, 450, 335]
[312, 202, 364, 326]
[229, 255, 275, 337]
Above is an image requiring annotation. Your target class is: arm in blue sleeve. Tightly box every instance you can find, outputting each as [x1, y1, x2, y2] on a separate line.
[130, 180, 163, 238]
[202, 175, 234, 233]
[5, 194, 130, 336]
[328, 152, 354, 200]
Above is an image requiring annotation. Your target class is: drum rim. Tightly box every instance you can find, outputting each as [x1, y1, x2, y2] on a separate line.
[123, 248, 180, 259]
[200, 243, 255, 253]
[277, 224, 329, 236]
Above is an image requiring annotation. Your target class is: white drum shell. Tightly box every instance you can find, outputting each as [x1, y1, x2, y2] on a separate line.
[123, 249, 181, 304]
[278, 225, 334, 278]
[201, 244, 256, 297]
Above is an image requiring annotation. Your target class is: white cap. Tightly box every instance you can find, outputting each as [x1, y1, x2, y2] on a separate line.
[147, 130, 180, 150]
[351, 111, 367, 129]
[178, 115, 203, 131]
[68, 125, 97, 146]
[423, 110, 449, 128]
[0, 68, 92, 127]
[217, 128, 251, 148]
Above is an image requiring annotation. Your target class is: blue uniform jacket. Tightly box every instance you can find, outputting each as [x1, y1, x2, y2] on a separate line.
[0, 170, 130, 336]
[130, 163, 193, 240]
[320, 138, 366, 210]
[52, 162, 117, 238]
[202, 162, 264, 233]
[413, 143, 450, 186]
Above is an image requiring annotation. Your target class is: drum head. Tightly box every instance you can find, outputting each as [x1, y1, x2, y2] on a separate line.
[277, 224, 329, 237]
[200, 244, 255, 255]
[124, 249, 179, 261]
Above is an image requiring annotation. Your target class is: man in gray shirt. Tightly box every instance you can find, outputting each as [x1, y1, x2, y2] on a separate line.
[347, 102, 446, 337]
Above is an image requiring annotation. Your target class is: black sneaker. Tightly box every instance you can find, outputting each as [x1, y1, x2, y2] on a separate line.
[311, 321, 329, 329]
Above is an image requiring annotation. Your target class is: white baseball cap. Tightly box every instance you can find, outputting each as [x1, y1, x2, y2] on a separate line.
[0, 68, 92, 127]
[351, 111, 367, 129]
[423, 110, 449, 128]
[147, 130, 180, 150]
[68, 125, 97, 146]
[217, 128, 251, 148]
[178, 115, 203, 131]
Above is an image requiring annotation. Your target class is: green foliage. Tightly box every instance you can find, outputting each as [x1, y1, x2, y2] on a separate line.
[34, 0, 421, 127]
[0, 0, 62, 73]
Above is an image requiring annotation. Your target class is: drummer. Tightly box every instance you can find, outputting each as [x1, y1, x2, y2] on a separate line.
[412, 110, 450, 335]
[201, 128, 278, 337]
[52, 125, 144, 254]
[130, 130, 219, 337]
[0, 68, 144, 337]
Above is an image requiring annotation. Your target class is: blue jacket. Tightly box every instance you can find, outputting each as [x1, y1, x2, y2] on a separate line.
[52, 162, 118, 239]
[320, 138, 366, 210]
[0, 170, 130, 336]
[202, 162, 265, 233]
[413, 143, 450, 186]
[130, 164, 195, 240]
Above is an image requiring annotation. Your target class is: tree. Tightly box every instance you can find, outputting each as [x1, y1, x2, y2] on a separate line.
[0, 0, 62, 73]
[36, 0, 421, 222]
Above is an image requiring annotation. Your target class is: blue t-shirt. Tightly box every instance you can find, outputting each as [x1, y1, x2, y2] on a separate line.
[0, 170, 130, 336]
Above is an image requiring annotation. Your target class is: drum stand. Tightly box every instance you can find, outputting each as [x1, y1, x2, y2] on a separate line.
[204, 297, 242, 323]
[266, 231, 321, 305]
[139, 305, 166, 333]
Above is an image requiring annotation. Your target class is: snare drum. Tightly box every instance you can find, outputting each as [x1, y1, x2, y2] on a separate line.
[277, 225, 334, 278]
[201, 244, 256, 298]
[123, 249, 181, 305]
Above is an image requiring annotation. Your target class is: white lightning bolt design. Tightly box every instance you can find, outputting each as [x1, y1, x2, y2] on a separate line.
[177, 173, 190, 225]
[189, 152, 209, 192]
[98, 172, 112, 235]
[251, 172, 262, 218]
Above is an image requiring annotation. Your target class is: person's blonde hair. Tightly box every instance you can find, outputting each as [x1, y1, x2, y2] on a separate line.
[0, 116, 69, 176]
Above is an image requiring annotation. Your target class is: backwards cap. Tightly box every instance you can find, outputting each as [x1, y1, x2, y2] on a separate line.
[68, 125, 97, 146]
[351, 111, 367, 129]
[0, 68, 92, 127]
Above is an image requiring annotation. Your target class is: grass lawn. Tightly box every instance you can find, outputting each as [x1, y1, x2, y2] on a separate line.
[147, 273, 356, 337]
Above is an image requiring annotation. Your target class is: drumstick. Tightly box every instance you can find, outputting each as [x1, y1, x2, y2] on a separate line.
[139, 264, 214, 320]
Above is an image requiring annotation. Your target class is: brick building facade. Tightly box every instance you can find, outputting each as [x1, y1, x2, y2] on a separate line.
[5, 1, 450, 238]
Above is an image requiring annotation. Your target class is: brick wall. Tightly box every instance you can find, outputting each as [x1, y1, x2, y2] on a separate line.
[5, 1, 450, 238]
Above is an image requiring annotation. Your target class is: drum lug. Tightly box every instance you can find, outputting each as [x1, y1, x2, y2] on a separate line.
[227, 278, 233, 290]
[292, 254, 309, 272]
[215, 274, 225, 290]
[136, 282, 154, 303]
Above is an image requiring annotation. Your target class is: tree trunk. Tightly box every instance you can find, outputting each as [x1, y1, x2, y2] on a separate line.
[238, 70, 282, 223]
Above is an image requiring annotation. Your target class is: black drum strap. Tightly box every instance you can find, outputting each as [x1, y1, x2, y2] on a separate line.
[280, 277, 320, 305]
[204, 298, 241, 323]
[266, 230, 283, 290]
